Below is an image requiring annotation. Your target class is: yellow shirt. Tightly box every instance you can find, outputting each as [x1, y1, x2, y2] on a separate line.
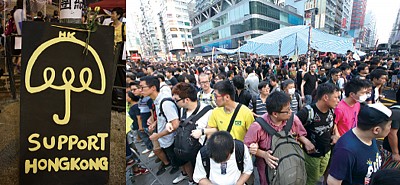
[113, 22, 126, 44]
[208, 105, 254, 141]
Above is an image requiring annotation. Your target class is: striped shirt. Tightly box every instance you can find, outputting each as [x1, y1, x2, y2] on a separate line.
[248, 95, 267, 116]
[197, 89, 217, 108]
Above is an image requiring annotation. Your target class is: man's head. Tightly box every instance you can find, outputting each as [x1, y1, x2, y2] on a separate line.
[215, 73, 226, 83]
[165, 68, 174, 78]
[357, 63, 369, 75]
[309, 63, 317, 73]
[172, 82, 197, 109]
[266, 91, 292, 122]
[269, 75, 278, 87]
[300, 61, 307, 70]
[340, 64, 352, 76]
[130, 81, 141, 96]
[344, 78, 371, 102]
[281, 79, 296, 95]
[111, 7, 124, 21]
[213, 80, 235, 107]
[126, 91, 140, 103]
[207, 131, 234, 163]
[329, 68, 341, 82]
[358, 103, 392, 138]
[147, 66, 155, 75]
[227, 70, 235, 79]
[258, 81, 270, 96]
[139, 76, 160, 97]
[198, 73, 211, 92]
[315, 83, 340, 109]
[232, 75, 245, 90]
[245, 67, 254, 74]
[370, 69, 388, 86]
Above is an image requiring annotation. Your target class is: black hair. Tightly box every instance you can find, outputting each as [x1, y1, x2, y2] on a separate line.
[166, 67, 175, 73]
[344, 79, 371, 97]
[300, 61, 307, 67]
[258, 81, 269, 90]
[339, 64, 351, 71]
[157, 74, 165, 82]
[112, 7, 124, 19]
[127, 91, 140, 102]
[270, 75, 278, 82]
[227, 70, 235, 77]
[315, 83, 340, 100]
[370, 169, 400, 185]
[213, 80, 235, 100]
[245, 67, 254, 74]
[329, 68, 341, 76]
[265, 91, 291, 114]
[281, 79, 295, 90]
[207, 131, 234, 163]
[357, 63, 368, 73]
[140, 76, 160, 92]
[232, 75, 245, 90]
[185, 74, 197, 84]
[370, 69, 388, 81]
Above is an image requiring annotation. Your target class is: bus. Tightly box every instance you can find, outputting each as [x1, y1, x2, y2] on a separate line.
[376, 43, 400, 56]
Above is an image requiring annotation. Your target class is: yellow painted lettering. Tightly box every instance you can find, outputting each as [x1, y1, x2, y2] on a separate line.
[59, 31, 66, 38]
[87, 135, 99, 151]
[59, 157, 69, 170]
[70, 157, 80, 170]
[97, 133, 108, 151]
[25, 159, 38, 174]
[58, 135, 68, 150]
[47, 157, 59, 172]
[89, 158, 99, 170]
[38, 159, 47, 171]
[68, 135, 79, 150]
[28, 133, 41, 151]
[77, 139, 87, 150]
[99, 157, 108, 170]
[80, 159, 89, 170]
[43, 136, 55, 149]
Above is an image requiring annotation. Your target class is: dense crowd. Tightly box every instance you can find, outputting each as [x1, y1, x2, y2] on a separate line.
[125, 52, 400, 185]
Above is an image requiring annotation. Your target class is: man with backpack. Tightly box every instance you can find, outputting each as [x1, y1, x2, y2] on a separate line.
[244, 91, 313, 185]
[140, 76, 180, 175]
[193, 131, 253, 185]
[296, 83, 340, 185]
[166, 82, 213, 184]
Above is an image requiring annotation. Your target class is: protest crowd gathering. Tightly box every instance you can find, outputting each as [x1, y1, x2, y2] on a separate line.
[125, 50, 400, 185]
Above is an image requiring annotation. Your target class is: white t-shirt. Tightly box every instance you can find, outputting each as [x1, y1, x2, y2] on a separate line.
[193, 142, 253, 185]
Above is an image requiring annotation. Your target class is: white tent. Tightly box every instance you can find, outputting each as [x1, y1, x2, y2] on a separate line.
[217, 25, 355, 56]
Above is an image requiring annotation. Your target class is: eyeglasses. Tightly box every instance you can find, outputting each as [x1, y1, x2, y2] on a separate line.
[140, 85, 149, 90]
[131, 88, 139, 91]
[199, 81, 210, 85]
[174, 98, 184, 103]
[278, 108, 292, 114]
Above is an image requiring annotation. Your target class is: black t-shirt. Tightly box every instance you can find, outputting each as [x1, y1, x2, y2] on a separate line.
[383, 120, 400, 153]
[169, 76, 178, 86]
[296, 70, 304, 90]
[303, 72, 317, 95]
[296, 104, 335, 157]
[235, 89, 252, 107]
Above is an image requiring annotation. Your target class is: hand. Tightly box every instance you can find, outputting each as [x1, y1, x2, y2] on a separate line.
[138, 128, 144, 132]
[166, 122, 174, 132]
[264, 150, 279, 169]
[149, 133, 159, 141]
[249, 143, 259, 155]
[147, 119, 153, 126]
[304, 142, 316, 154]
[148, 124, 155, 133]
[331, 135, 339, 145]
[191, 129, 202, 139]
[392, 153, 400, 162]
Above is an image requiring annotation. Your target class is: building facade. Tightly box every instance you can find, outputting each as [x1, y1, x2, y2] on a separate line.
[389, 8, 400, 45]
[349, 0, 367, 48]
[364, 10, 377, 48]
[160, 0, 194, 60]
[191, 0, 303, 56]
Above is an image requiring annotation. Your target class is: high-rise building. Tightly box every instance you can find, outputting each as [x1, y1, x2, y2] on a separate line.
[126, 1, 143, 55]
[364, 10, 377, 48]
[349, 0, 367, 48]
[389, 8, 400, 45]
[340, 0, 353, 35]
[160, 0, 194, 61]
[191, 0, 303, 56]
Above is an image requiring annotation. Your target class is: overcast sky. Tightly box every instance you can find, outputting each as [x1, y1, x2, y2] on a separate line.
[367, 0, 400, 43]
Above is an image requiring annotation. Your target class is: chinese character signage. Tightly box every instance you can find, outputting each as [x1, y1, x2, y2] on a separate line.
[60, 0, 84, 19]
[20, 22, 115, 185]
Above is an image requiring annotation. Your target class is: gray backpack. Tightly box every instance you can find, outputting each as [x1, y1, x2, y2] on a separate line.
[255, 113, 306, 185]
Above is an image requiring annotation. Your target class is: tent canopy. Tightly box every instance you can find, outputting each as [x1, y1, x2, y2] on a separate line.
[218, 25, 355, 56]
[89, 0, 126, 10]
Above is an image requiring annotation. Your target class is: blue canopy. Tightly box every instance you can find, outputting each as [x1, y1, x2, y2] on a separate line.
[217, 25, 355, 56]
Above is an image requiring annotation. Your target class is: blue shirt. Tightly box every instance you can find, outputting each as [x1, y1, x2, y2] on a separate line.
[329, 129, 382, 185]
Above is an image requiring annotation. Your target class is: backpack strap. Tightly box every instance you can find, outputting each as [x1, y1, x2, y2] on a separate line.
[255, 117, 280, 137]
[283, 112, 295, 135]
[181, 102, 201, 127]
[234, 140, 244, 173]
[191, 105, 213, 124]
[200, 146, 211, 179]
[304, 104, 314, 127]
[227, 104, 242, 133]
[252, 95, 257, 113]
[160, 97, 180, 121]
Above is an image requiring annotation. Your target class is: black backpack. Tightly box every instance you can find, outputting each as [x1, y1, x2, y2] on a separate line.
[200, 139, 245, 178]
[159, 97, 180, 121]
[255, 114, 306, 185]
[174, 104, 213, 162]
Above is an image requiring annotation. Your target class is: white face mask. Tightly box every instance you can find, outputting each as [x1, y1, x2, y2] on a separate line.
[366, 93, 372, 98]
[358, 94, 368, 103]
[288, 88, 296, 95]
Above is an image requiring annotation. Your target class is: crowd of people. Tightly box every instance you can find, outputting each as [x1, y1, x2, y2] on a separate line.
[125, 52, 400, 185]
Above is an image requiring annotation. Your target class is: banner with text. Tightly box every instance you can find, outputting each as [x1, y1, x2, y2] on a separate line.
[20, 22, 115, 185]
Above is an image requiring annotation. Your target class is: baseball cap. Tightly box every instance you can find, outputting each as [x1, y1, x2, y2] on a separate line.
[358, 103, 392, 126]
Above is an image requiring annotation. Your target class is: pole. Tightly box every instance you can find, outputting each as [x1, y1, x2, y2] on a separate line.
[211, 47, 215, 64]
[238, 40, 241, 62]
[278, 39, 282, 66]
[307, 25, 312, 71]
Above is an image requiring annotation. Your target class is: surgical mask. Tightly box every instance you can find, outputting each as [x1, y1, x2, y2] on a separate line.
[288, 88, 296, 95]
[358, 94, 368, 103]
[366, 93, 372, 98]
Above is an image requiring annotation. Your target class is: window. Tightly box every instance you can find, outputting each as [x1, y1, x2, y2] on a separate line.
[187, 35, 192, 38]
[172, 34, 178, 38]
[170, 28, 178, 31]
[181, 34, 185, 38]
[167, 14, 173, 18]
[184, 22, 191, 26]
[179, 28, 185, 32]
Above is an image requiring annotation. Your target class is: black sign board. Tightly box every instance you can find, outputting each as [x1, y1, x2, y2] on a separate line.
[20, 22, 115, 185]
